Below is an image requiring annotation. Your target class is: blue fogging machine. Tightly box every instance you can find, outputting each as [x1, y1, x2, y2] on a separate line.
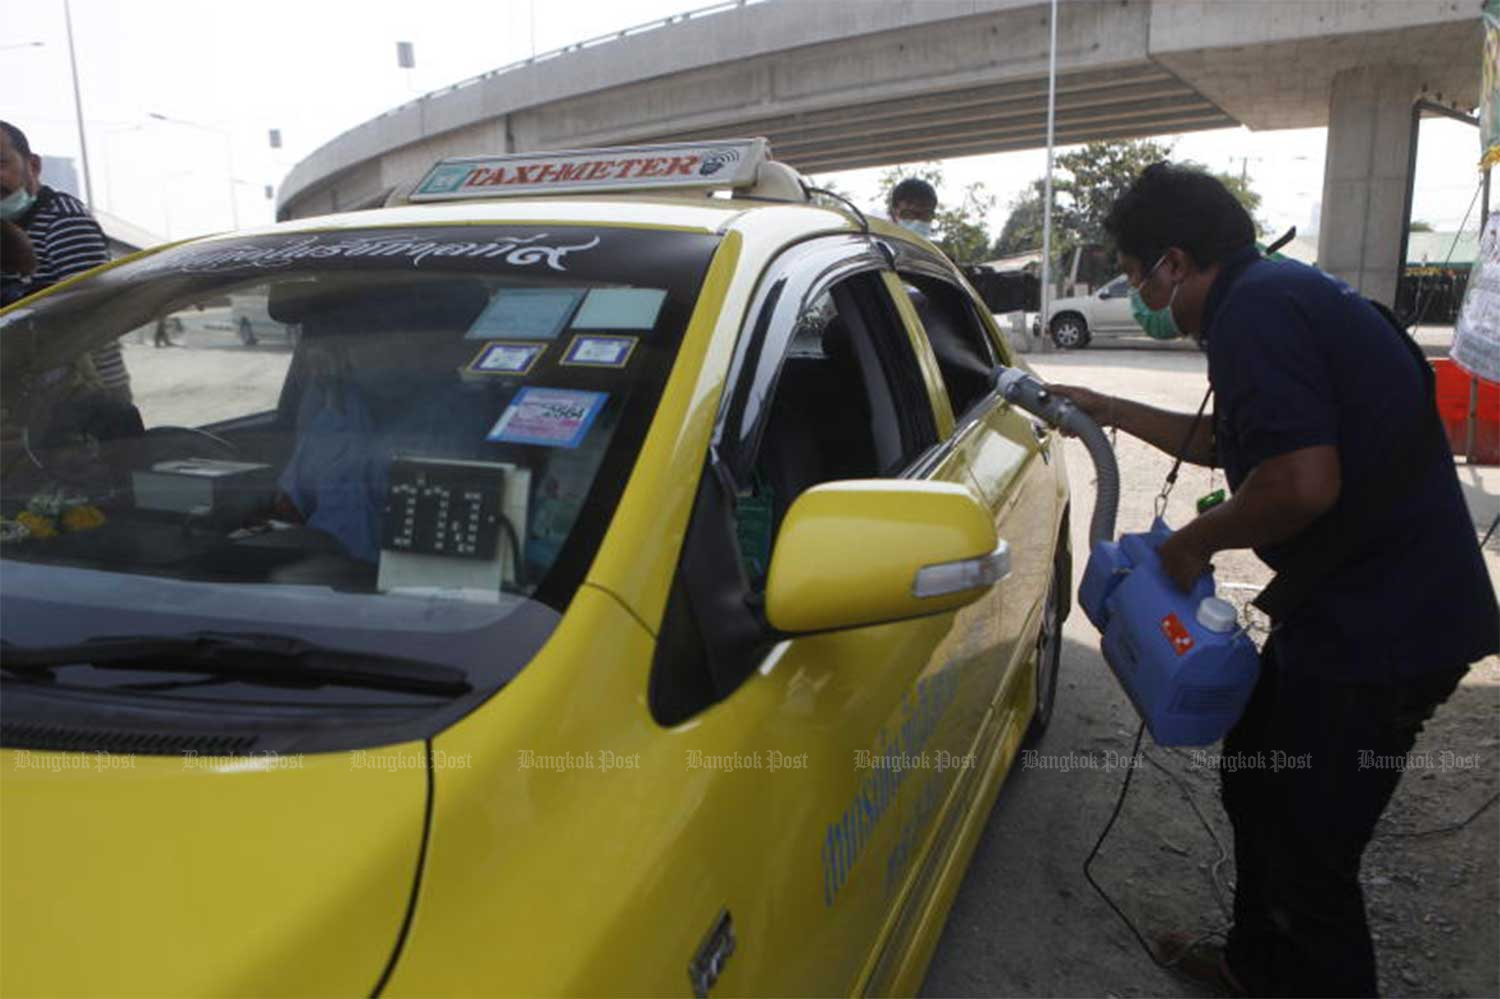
[995, 369, 1259, 746]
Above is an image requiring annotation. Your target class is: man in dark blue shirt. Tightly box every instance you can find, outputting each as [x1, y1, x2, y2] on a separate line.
[1053, 164, 1497, 997]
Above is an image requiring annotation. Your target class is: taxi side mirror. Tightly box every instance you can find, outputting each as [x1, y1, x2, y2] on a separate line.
[765, 480, 1009, 635]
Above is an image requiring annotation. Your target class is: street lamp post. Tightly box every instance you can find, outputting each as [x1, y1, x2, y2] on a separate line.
[148, 112, 239, 229]
[1040, 0, 1059, 350]
[62, 0, 95, 208]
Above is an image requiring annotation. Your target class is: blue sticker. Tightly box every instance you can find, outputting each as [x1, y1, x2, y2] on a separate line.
[466, 341, 546, 376]
[486, 387, 608, 449]
[561, 335, 638, 369]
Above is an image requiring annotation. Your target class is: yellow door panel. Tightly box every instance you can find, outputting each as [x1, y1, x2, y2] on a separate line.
[384, 586, 975, 997]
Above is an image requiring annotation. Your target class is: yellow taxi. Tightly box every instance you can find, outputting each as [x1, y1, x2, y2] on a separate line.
[0, 139, 1070, 997]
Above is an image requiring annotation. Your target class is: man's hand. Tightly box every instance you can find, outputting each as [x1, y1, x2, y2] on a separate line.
[1046, 384, 1116, 433]
[1154, 445, 1341, 593]
[1, 220, 36, 276]
[1157, 530, 1212, 592]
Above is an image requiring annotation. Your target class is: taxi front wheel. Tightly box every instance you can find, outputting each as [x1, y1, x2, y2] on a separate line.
[1024, 551, 1066, 745]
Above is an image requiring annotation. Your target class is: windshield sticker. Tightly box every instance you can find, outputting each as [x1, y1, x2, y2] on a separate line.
[466, 341, 547, 377]
[486, 387, 608, 449]
[560, 335, 637, 369]
[137, 233, 603, 276]
[466, 287, 585, 341]
[571, 287, 667, 330]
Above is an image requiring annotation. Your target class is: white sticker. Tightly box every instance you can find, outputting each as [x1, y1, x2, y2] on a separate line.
[466, 288, 585, 340]
[561, 335, 637, 369]
[571, 288, 667, 331]
[466, 341, 546, 376]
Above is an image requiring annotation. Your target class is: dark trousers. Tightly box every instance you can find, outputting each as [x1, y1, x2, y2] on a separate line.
[1220, 634, 1466, 997]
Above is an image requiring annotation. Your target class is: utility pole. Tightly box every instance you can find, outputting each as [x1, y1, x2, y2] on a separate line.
[62, 0, 94, 207]
[1039, 0, 1059, 350]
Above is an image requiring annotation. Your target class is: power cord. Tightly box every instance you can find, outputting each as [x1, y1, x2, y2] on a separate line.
[1083, 722, 1228, 971]
[1376, 790, 1500, 840]
[1084, 724, 1498, 976]
[1150, 747, 1233, 919]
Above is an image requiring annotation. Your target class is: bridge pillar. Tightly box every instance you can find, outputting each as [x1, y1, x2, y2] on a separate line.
[1316, 64, 1421, 306]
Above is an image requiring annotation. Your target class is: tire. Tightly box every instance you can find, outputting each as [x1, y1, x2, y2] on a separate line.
[1024, 551, 1066, 745]
[238, 316, 257, 346]
[1049, 313, 1090, 350]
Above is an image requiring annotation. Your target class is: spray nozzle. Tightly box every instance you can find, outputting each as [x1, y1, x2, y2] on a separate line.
[994, 367, 1079, 429]
[993, 366, 1119, 546]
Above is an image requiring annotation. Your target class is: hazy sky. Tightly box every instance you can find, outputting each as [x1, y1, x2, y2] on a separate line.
[1, 0, 1488, 244]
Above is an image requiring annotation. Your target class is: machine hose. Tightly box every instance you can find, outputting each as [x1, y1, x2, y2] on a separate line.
[994, 367, 1119, 546]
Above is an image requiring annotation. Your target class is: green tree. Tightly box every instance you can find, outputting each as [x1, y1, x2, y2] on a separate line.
[992, 179, 1050, 258]
[1052, 139, 1175, 248]
[934, 181, 996, 263]
[1409, 219, 1435, 232]
[993, 139, 1269, 265]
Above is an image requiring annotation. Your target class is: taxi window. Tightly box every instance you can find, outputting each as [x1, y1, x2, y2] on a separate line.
[650, 265, 939, 724]
[743, 273, 937, 574]
[899, 273, 998, 421]
[0, 225, 719, 695]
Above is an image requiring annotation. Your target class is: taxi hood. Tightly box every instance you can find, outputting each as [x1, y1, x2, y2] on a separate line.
[0, 743, 428, 997]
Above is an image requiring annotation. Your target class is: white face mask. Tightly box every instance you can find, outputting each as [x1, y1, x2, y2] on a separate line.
[898, 218, 933, 239]
[0, 187, 35, 220]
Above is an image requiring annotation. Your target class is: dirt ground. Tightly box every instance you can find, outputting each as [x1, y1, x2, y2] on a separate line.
[920, 344, 1500, 999]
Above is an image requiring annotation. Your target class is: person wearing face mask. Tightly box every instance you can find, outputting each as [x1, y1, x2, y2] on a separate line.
[887, 177, 938, 240]
[0, 121, 130, 398]
[1051, 163, 1496, 998]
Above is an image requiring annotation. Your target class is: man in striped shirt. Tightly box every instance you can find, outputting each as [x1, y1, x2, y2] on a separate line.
[1, 121, 131, 398]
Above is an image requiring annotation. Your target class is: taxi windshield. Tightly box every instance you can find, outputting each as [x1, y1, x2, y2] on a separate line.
[0, 224, 718, 692]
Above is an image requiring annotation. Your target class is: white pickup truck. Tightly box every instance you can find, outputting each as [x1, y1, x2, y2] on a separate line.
[1043, 274, 1138, 349]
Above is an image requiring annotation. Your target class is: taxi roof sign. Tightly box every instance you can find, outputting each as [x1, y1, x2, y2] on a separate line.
[409, 138, 770, 202]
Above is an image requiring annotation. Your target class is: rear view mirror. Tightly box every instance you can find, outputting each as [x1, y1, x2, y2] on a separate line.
[765, 480, 1008, 634]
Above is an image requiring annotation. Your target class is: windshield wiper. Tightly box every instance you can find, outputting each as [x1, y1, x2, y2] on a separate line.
[0, 632, 471, 697]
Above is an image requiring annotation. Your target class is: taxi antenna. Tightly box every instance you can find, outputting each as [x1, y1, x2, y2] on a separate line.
[806, 187, 869, 235]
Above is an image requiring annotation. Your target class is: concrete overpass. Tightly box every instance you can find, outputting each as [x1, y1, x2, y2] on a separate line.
[277, 0, 1485, 304]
